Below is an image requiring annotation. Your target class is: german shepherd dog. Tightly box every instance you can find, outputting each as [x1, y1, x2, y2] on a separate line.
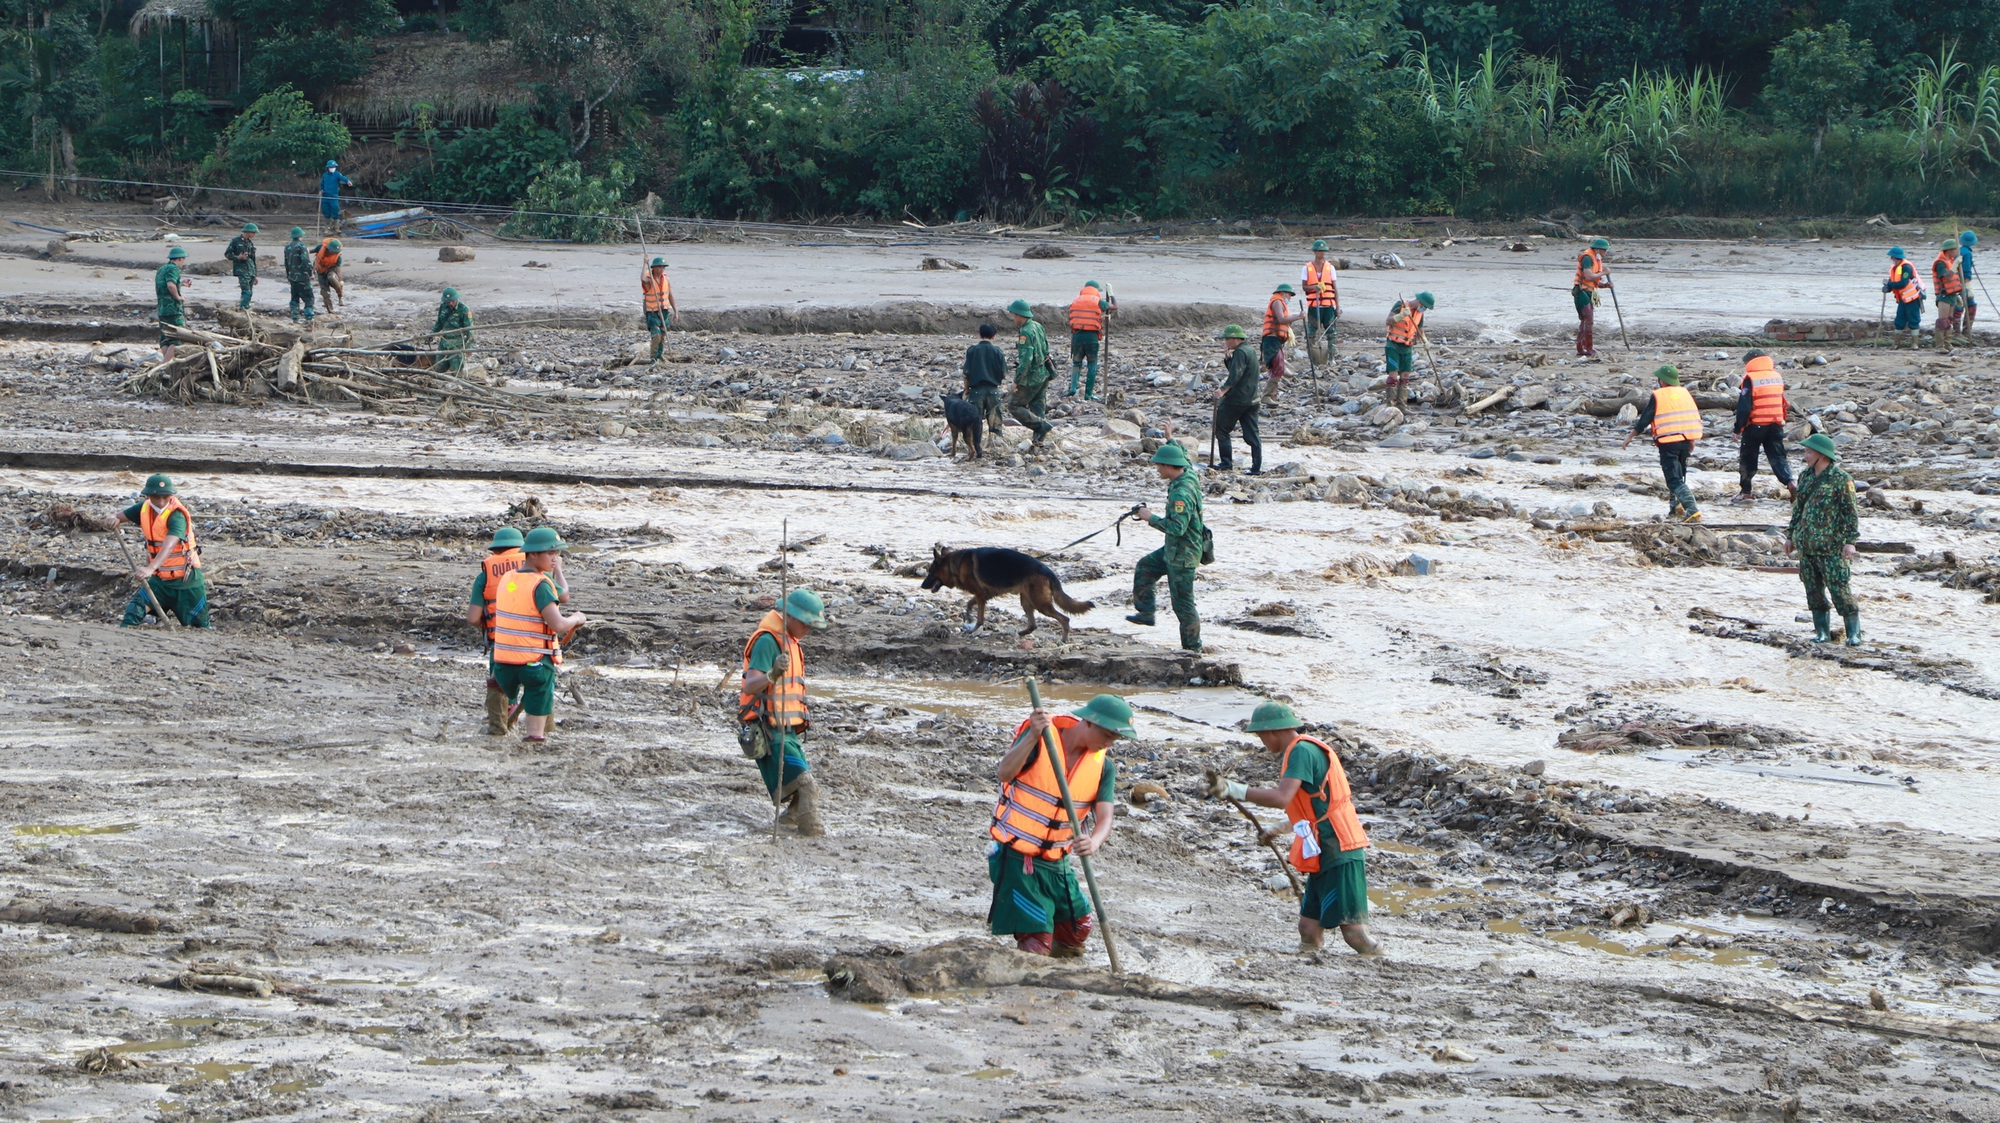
[919, 545, 1094, 643]
[941, 392, 983, 459]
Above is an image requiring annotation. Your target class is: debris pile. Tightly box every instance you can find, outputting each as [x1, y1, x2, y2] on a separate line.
[1896, 550, 2000, 603]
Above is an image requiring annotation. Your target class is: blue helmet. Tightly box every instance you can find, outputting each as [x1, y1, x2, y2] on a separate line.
[1962, 229, 1979, 246]
[1887, 247, 1906, 260]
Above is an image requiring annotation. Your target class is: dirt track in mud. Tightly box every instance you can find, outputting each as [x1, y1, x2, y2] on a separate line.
[3, 218, 2000, 1122]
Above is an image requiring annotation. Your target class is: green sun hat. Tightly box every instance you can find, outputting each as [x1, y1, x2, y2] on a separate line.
[522, 526, 565, 552]
[1654, 364, 1681, 385]
[782, 587, 827, 628]
[1222, 324, 1247, 339]
[1007, 298, 1033, 318]
[1072, 693, 1136, 738]
[1415, 291, 1435, 308]
[289, 226, 304, 238]
[241, 222, 259, 233]
[1801, 432, 1840, 461]
[1245, 700, 1301, 732]
[167, 246, 187, 259]
[141, 473, 176, 497]
[1274, 283, 1296, 295]
[442, 286, 460, 301]
[1312, 238, 1329, 251]
[1590, 237, 1610, 250]
[651, 256, 666, 267]
[489, 526, 525, 550]
[1888, 246, 1906, 260]
[1150, 442, 1193, 467]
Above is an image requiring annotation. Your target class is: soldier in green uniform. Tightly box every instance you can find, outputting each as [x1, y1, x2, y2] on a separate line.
[1212, 324, 1262, 474]
[1007, 298, 1055, 449]
[740, 588, 829, 836]
[1129, 443, 1207, 652]
[108, 474, 211, 628]
[430, 287, 474, 375]
[155, 246, 189, 360]
[283, 227, 315, 323]
[224, 222, 258, 311]
[1785, 433, 1863, 645]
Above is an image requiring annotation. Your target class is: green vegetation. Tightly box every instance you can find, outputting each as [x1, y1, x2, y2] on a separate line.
[18, 0, 2000, 227]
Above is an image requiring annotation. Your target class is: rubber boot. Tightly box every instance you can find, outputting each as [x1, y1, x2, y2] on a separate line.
[649, 331, 664, 364]
[1125, 612, 1156, 626]
[1083, 363, 1098, 401]
[789, 773, 825, 837]
[1066, 367, 1081, 397]
[484, 683, 510, 736]
[1843, 611, 1862, 646]
[1812, 610, 1833, 643]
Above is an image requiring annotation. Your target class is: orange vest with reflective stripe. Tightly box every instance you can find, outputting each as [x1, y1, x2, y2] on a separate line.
[1386, 302, 1423, 344]
[1934, 251, 1963, 295]
[480, 548, 526, 641]
[738, 611, 809, 730]
[1067, 288, 1103, 333]
[1744, 356, 1786, 426]
[1574, 248, 1605, 290]
[642, 270, 671, 313]
[991, 714, 1106, 860]
[314, 240, 340, 274]
[1888, 262, 1922, 304]
[139, 497, 199, 581]
[492, 570, 562, 666]
[1650, 385, 1702, 444]
[1303, 260, 1337, 307]
[1263, 293, 1292, 341]
[1281, 735, 1369, 873]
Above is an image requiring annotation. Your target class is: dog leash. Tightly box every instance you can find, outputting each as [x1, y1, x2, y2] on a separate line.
[1042, 504, 1145, 555]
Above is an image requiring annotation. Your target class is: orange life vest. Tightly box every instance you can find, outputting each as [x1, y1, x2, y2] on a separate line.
[1574, 248, 1605, 290]
[1303, 260, 1338, 308]
[642, 269, 671, 313]
[1934, 251, 1963, 296]
[1067, 288, 1104, 333]
[138, 497, 199, 581]
[480, 548, 526, 642]
[738, 611, 809, 730]
[1888, 262, 1922, 304]
[1263, 293, 1292, 341]
[1743, 355, 1786, 427]
[1386, 302, 1423, 345]
[492, 569, 562, 666]
[991, 714, 1106, 860]
[1280, 735, 1369, 873]
[314, 240, 340, 275]
[1650, 385, 1702, 444]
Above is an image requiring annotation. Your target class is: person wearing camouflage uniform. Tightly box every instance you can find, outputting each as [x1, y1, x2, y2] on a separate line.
[1129, 443, 1206, 652]
[1007, 298, 1055, 448]
[224, 222, 258, 311]
[430, 287, 473, 375]
[1785, 432, 1862, 645]
[283, 227, 315, 322]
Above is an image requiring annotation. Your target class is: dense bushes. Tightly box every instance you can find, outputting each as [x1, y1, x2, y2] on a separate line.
[388, 107, 567, 206]
[199, 88, 351, 184]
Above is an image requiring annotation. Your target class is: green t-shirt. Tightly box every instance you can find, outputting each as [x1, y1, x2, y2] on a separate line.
[748, 631, 781, 674]
[1280, 738, 1363, 863]
[1093, 757, 1116, 805]
[154, 263, 184, 318]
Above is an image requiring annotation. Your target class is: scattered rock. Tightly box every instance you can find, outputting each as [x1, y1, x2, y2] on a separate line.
[437, 245, 477, 263]
[922, 257, 974, 270]
[1022, 244, 1071, 259]
[886, 441, 940, 460]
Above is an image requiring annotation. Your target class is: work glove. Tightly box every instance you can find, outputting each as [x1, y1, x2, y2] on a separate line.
[1205, 771, 1247, 802]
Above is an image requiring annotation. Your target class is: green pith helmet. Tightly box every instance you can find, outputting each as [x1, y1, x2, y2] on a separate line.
[1222, 324, 1247, 339]
[1888, 246, 1906, 260]
[782, 587, 827, 628]
[1942, 239, 1960, 252]
[489, 526, 525, 550]
[1415, 291, 1435, 309]
[242, 222, 258, 233]
[1273, 283, 1296, 295]
[1072, 693, 1136, 738]
[1245, 700, 1301, 732]
[1590, 237, 1609, 250]
[1312, 239, 1329, 251]
[1007, 298, 1033, 318]
[141, 473, 176, 497]
[167, 246, 187, 259]
[289, 226, 304, 239]
[651, 256, 666, 267]
[1083, 279, 1103, 291]
[1654, 364, 1681, 385]
[1801, 432, 1840, 461]
[327, 239, 341, 250]
[522, 526, 565, 552]
[441, 286, 459, 301]
[1150, 442, 1193, 468]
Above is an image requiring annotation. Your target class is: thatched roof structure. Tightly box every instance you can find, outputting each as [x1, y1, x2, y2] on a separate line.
[129, 0, 228, 35]
[324, 34, 534, 127]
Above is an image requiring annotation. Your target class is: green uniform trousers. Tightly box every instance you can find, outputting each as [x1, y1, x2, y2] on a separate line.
[988, 844, 1091, 936]
[1068, 330, 1100, 397]
[1305, 306, 1337, 342]
[237, 276, 255, 310]
[121, 573, 211, 628]
[1798, 554, 1856, 616]
[1301, 855, 1369, 927]
[1010, 382, 1052, 439]
[969, 386, 1006, 436]
[753, 728, 809, 797]
[1133, 547, 1199, 651]
[289, 281, 315, 321]
[491, 657, 556, 717]
[158, 311, 185, 349]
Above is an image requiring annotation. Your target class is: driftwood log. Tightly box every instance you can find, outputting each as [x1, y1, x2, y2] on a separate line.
[0, 903, 161, 933]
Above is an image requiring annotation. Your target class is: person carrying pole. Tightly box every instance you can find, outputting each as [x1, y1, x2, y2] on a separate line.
[1383, 292, 1432, 410]
[963, 323, 1008, 440]
[1128, 443, 1208, 653]
[1883, 247, 1925, 350]
[1933, 239, 1966, 351]
[1208, 701, 1381, 956]
[1786, 433, 1863, 646]
[1573, 237, 1610, 357]
[641, 256, 677, 364]
[1730, 350, 1796, 505]
[430, 287, 474, 375]
[1260, 283, 1302, 400]
[283, 227, 315, 323]
[738, 588, 828, 836]
[490, 527, 586, 743]
[107, 473, 210, 628]
[314, 237, 344, 313]
[1959, 230, 1981, 336]
[224, 222, 258, 312]
[155, 246, 189, 361]
[1065, 281, 1114, 400]
[1212, 324, 1261, 474]
[1006, 298, 1056, 451]
[1300, 239, 1339, 360]
[1622, 365, 1704, 523]
[986, 692, 1134, 957]
[320, 160, 353, 225]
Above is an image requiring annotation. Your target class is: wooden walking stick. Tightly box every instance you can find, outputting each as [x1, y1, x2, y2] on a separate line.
[1877, 291, 1887, 342]
[1417, 326, 1444, 394]
[1023, 676, 1122, 974]
[1206, 768, 1303, 896]
[113, 526, 178, 628]
[771, 518, 789, 847]
[1602, 264, 1632, 349]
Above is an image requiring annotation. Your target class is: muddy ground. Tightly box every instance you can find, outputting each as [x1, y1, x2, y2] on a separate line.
[2, 216, 2000, 1122]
